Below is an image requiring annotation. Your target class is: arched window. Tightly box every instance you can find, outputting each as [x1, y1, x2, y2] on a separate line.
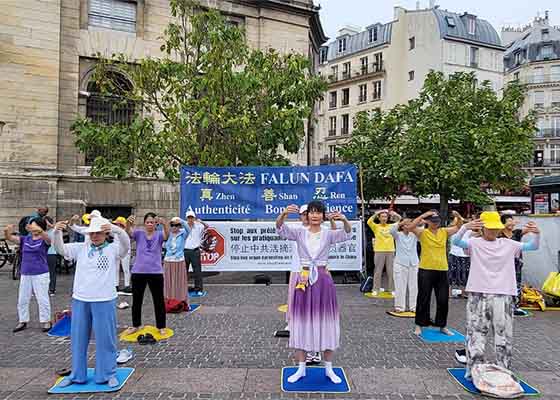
[85, 71, 136, 165]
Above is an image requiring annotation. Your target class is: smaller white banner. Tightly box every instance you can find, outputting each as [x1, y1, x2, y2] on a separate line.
[199, 221, 362, 272]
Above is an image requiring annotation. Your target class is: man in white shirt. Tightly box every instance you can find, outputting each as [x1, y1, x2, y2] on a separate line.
[183, 210, 208, 294]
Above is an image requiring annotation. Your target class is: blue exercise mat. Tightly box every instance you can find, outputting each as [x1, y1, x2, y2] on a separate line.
[281, 367, 350, 393]
[188, 304, 201, 313]
[188, 290, 207, 298]
[48, 314, 71, 337]
[48, 367, 134, 394]
[448, 368, 540, 396]
[419, 327, 465, 343]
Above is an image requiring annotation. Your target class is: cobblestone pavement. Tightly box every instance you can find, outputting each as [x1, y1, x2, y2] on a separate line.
[0, 268, 559, 399]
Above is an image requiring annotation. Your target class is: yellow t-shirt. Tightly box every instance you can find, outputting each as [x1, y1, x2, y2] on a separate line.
[367, 217, 396, 252]
[419, 228, 448, 271]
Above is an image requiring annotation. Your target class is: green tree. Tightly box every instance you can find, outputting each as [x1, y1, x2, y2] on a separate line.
[340, 71, 535, 220]
[72, 0, 326, 180]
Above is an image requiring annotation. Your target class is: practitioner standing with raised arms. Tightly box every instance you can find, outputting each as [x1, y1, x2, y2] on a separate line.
[276, 201, 352, 384]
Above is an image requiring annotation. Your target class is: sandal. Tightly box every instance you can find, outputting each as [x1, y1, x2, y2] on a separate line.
[122, 327, 138, 336]
[56, 367, 71, 376]
[13, 322, 27, 333]
[138, 333, 156, 345]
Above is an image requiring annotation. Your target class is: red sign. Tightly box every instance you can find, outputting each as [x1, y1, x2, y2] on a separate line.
[200, 227, 225, 266]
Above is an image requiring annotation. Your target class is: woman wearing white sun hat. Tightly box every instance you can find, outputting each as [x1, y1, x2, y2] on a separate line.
[53, 216, 130, 388]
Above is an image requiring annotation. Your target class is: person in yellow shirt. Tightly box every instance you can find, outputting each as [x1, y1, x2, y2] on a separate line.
[367, 209, 401, 296]
[410, 210, 463, 336]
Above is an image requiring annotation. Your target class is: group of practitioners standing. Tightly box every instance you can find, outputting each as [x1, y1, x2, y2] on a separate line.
[4, 201, 542, 389]
[4, 208, 208, 388]
[366, 208, 540, 378]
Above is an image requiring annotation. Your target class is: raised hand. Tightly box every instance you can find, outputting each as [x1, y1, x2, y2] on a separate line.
[284, 204, 300, 215]
[127, 215, 136, 226]
[465, 219, 483, 231]
[54, 221, 68, 231]
[330, 212, 347, 221]
[101, 224, 112, 234]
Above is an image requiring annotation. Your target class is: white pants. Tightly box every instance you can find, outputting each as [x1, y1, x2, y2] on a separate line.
[115, 254, 131, 287]
[18, 273, 51, 323]
[393, 262, 418, 312]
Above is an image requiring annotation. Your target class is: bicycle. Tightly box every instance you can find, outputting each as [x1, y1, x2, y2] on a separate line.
[0, 239, 20, 280]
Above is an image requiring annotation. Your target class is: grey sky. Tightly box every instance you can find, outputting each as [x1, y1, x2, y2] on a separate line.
[318, 0, 560, 42]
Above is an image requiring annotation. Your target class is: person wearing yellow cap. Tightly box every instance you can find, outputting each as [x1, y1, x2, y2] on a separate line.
[452, 211, 540, 379]
[112, 217, 131, 293]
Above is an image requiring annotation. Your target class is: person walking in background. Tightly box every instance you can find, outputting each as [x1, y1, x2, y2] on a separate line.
[124, 213, 169, 336]
[164, 217, 191, 305]
[5, 218, 52, 333]
[390, 218, 419, 313]
[410, 210, 463, 336]
[448, 214, 471, 298]
[52, 217, 130, 389]
[45, 216, 58, 296]
[112, 216, 132, 293]
[452, 213, 539, 379]
[183, 210, 209, 295]
[367, 209, 401, 296]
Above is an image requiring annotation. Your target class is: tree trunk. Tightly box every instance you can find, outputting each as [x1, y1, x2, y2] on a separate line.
[439, 193, 449, 226]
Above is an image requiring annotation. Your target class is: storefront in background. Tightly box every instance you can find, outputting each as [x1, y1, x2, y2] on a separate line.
[530, 176, 560, 214]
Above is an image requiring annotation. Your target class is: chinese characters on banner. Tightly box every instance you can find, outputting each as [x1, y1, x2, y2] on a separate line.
[180, 165, 358, 220]
[198, 221, 362, 272]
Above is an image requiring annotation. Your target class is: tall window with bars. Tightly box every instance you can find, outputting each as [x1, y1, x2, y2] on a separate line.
[341, 114, 349, 135]
[338, 37, 347, 53]
[329, 116, 337, 136]
[89, 0, 137, 33]
[85, 71, 136, 165]
[372, 81, 382, 100]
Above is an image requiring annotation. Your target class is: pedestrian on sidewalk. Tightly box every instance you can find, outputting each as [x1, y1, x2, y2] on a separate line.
[52, 217, 130, 388]
[112, 216, 132, 293]
[367, 209, 401, 296]
[183, 210, 208, 295]
[410, 210, 463, 336]
[452, 213, 539, 378]
[123, 213, 168, 336]
[390, 218, 419, 313]
[45, 216, 59, 296]
[6, 218, 52, 333]
[448, 214, 471, 298]
[276, 201, 352, 385]
[163, 217, 191, 305]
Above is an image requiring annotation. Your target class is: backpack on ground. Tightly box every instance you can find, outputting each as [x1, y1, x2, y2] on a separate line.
[165, 299, 188, 313]
[471, 364, 524, 399]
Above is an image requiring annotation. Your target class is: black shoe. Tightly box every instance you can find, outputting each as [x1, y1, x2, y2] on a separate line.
[42, 322, 52, 332]
[454, 349, 467, 364]
[13, 323, 27, 333]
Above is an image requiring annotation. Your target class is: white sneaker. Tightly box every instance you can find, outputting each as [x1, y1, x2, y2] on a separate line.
[391, 291, 395, 296]
[380, 287, 385, 292]
[371, 290, 378, 296]
[117, 348, 133, 364]
[117, 301, 130, 309]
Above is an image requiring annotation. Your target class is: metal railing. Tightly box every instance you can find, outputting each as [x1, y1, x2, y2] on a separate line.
[526, 159, 560, 167]
[327, 62, 384, 84]
[518, 74, 560, 85]
[328, 129, 336, 137]
[535, 128, 560, 138]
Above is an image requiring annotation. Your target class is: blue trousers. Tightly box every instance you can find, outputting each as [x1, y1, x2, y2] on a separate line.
[69, 299, 117, 384]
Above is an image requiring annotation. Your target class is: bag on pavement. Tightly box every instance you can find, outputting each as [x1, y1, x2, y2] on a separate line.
[471, 364, 524, 399]
[542, 272, 560, 298]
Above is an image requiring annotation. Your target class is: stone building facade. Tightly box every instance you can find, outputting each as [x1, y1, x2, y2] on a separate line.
[315, 4, 505, 164]
[503, 13, 560, 178]
[0, 0, 326, 226]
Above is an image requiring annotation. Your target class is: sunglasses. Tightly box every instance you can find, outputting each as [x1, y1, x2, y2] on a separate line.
[170, 223, 181, 227]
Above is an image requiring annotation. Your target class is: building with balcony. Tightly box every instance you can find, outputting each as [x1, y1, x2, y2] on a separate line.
[503, 13, 560, 178]
[0, 0, 327, 226]
[314, 4, 505, 165]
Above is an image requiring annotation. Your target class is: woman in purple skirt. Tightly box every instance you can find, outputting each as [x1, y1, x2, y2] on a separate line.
[276, 201, 352, 384]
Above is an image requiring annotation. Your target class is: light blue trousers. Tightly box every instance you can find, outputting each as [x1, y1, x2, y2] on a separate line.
[69, 298, 117, 384]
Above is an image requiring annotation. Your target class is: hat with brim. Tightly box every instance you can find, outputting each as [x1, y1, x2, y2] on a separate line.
[85, 217, 109, 234]
[299, 205, 308, 214]
[186, 210, 196, 218]
[82, 213, 91, 225]
[170, 217, 181, 224]
[113, 216, 127, 226]
[480, 211, 505, 230]
[425, 211, 441, 224]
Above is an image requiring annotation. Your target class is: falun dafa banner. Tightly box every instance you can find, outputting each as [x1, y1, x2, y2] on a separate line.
[180, 165, 358, 220]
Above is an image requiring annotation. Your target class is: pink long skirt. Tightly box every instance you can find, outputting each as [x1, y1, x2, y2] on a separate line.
[286, 272, 298, 323]
[288, 267, 340, 352]
[164, 260, 189, 303]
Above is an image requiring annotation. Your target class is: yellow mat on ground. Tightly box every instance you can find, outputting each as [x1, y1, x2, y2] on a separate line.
[386, 310, 416, 318]
[278, 304, 288, 313]
[364, 292, 394, 299]
[119, 326, 174, 342]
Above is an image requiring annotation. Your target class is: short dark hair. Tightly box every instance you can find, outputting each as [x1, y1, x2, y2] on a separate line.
[307, 201, 326, 219]
[144, 212, 157, 222]
[500, 214, 514, 225]
[28, 217, 47, 231]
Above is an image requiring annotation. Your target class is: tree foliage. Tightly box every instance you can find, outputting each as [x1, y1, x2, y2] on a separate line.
[72, 0, 326, 180]
[339, 71, 536, 216]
